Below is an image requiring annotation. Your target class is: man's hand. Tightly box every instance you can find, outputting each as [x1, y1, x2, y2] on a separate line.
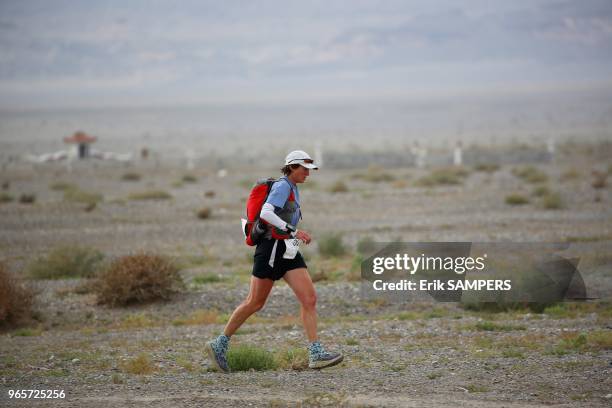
[295, 230, 312, 244]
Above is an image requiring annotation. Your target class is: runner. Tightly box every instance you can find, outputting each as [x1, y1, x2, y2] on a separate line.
[206, 150, 343, 373]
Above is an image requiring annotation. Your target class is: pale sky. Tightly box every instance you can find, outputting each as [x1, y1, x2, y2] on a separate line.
[1, 0, 611, 109]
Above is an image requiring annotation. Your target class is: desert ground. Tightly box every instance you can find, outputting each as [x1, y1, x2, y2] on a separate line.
[1, 140, 611, 407]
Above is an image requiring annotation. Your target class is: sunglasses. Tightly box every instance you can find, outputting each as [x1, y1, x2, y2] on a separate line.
[288, 158, 314, 164]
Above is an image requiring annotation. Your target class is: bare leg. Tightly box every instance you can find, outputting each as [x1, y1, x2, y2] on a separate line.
[283, 268, 317, 342]
[223, 276, 274, 336]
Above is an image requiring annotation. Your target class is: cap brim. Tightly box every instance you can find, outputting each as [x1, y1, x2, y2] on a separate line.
[300, 163, 318, 169]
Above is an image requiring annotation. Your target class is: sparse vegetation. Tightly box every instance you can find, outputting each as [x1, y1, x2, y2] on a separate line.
[196, 207, 212, 219]
[560, 169, 579, 181]
[227, 344, 277, 371]
[275, 347, 309, 370]
[121, 172, 141, 181]
[172, 309, 220, 326]
[591, 172, 607, 189]
[531, 185, 550, 197]
[416, 167, 469, 187]
[0, 192, 14, 203]
[318, 233, 347, 258]
[541, 192, 563, 209]
[204, 190, 216, 198]
[329, 180, 349, 193]
[192, 273, 224, 284]
[512, 166, 548, 183]
[63, 187, 103, 206]
[27, 246, 105, 279]
[182, 174, 198, 183]
[19, 193, 36, 204]
[0, 263, 35, 327]
[356, 236, 375, 255]
[120, 353, 156, 375]
[50, 181, 77, 191]
[95, 253, 184, 306]
[352, 165, 395, 182]
[128, 190, 172, 200]
[505, 193, 529, 205]
[474, 163, 500, 173]
[474, 321, 526, 332]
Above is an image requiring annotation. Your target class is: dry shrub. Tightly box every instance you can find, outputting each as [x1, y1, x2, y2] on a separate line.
[196, 207, 212, 219]
[505, 193, 529, 205]
[591, 171, 607, 189]
[0, 263, 34, 327]
[172, 309, 219, 326]
[95, 253, 184, 306]
[512, 166, 548, 184]
[328, 180, 348, 193]
[416, 167, 469, 186]
[120, 353, 156, 375]
[204, 190, 216, 198]
[121, 172, 141, 181]
[19, 194, 36, 204]
[128, 190, 172, 200]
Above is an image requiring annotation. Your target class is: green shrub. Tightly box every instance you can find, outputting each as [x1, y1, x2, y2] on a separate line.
[50, 182, 77, 191]
[128, 190, 172, 200]
[28, 246, 105, 279]
[474, 163, 500, 173]
[505, 193, 529, 205]
[0, 192, 14, 203]
[531, 185, 550, 197]
[512, 166, 548, 183]
[182, 174, 198, 183]
[95, 253, 183, 306]
[63, 188, 103, 205]
[352, 165, 396, 182]
[227, 344, 277, 371]
[356, 236, 376, 255]
[318, 233, 347, 258]
[416, 167, 469, 187]
[541, 192, 563, 209]
[192, 273, 224, 284]
[121, 172, 141, 181]
[329, 180, 348, 193]
[0, 263, 35, 327]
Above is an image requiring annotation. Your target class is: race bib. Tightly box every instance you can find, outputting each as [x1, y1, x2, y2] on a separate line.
[283, 238, 300, 259]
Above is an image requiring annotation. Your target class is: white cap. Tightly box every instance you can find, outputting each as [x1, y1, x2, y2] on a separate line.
[284, 150, 319, 169]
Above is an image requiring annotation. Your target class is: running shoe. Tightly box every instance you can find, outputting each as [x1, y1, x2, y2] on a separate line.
[308, 341, 344, 369]
[206, 335, 230, 373]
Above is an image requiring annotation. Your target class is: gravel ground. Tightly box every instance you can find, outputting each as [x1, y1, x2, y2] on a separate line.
[1, 145, 611, 407]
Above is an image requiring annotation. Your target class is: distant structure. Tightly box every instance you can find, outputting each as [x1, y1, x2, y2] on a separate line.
[24, 130, 132, 166]
[453, 140, 463, 166]
[412, 141, 427, 169]
[547, 137, 556, 161]
[314, 141, 324, 168]
[63, 131, 97, 159]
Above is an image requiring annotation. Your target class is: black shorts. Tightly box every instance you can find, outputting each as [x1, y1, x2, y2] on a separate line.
[252, 239, 307, 281]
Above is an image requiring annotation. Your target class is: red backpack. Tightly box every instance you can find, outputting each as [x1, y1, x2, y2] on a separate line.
[244, 178, 293, 246]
